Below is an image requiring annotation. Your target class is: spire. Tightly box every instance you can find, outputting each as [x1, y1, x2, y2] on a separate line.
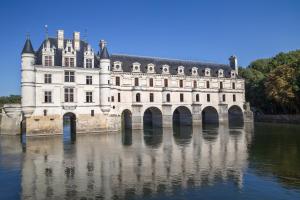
[22, 36, 34, 54]
[99, 40, 110, 59]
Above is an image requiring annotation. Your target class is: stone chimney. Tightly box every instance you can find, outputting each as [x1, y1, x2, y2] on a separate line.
[229, 55, 238, 75]
[57, 30, 64, 49]
[73, 31, 80, 51]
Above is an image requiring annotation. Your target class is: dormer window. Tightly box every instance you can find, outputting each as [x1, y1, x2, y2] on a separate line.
[205, 68, 211, 77]
[147, 63, 155, 73]
[113, 61, 123, 71]
[62, 40, 76, 67]
[84, 44, 94, 68]
[45, 56, 53, 66]
[231, 70, 236, 78]
[162, 65, 170, 74]
[132, 62, 141, 73]
[178, 66, 185, 75]
[86, 59, 92, 68]
[218, 69, 224, 77]
[42, 39, 55, 67]
[192, 67, 198, 76]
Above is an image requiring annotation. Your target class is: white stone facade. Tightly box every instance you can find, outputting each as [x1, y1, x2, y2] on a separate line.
[20, 30, 252, 136]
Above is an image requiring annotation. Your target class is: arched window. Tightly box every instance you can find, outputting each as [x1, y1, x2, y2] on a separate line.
[149, 78, 153, 87]
[196, 94, 199, 102]
[166, 93, 170, 102]
[136, 93, 141, 102]
[116, 76, 120, 86]
[193, 80, 197, 88]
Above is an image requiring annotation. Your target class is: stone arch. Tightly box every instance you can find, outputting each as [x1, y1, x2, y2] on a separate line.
[172, 106, 192, 126]
[143, 107, 162, 128]
[63, 112, 76, 142]
[228, 105, 244, 127]
[202, 106, 219, 126]
[121, 109, 132, 129]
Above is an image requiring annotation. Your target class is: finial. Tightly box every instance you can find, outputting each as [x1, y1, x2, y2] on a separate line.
[44, 24, 48, 39]
[26, 32, 30, 40]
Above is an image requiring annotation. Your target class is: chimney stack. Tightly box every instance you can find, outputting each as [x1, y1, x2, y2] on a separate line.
[57, 30, 64, 49]
[229, 55, 238, 75]
[73, 31, 80, 51]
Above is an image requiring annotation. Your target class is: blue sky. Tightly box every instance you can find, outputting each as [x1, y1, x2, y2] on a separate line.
[0, 0, 299, 96]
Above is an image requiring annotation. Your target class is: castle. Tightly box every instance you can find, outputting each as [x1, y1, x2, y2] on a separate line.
[1, 30, 253, 136]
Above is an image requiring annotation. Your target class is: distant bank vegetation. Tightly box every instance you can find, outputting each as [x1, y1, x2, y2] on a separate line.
[239, 50, 300, 114]
[0, 95, 21, 112]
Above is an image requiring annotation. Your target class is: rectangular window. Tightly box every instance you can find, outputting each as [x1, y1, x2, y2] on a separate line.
[43, 109, 47, 116]
[206, 81, 210, 88]
[220, 82, 223, 89]
[149, 78, 153, 87]
[118, 93, 121, 102]
[64, 57, 69, 67]
[44, 74, 52, 83]
[86, 92, 93, 103]
[193, 80, 197, 88]
[166, 93, 170, 102]
[233, 94, 236, 102]
[180, 93, 184, 102]
[222, 94, 226, 102]
[134, 78, 139, 86]
[70, 58, 74, 67]
[44, 91, 52, 103]
[64, 71, 75, 82]
[116, 77, 120, 86]
[207, 94, 210, 102]
[45, 56, 52, 66]
[91, 110, 94, 117]
[111, 96, 114, 102]
[179, 80, 183, 88]
[150, 93, 154, 102]
[86, 58, 92, 68]
[64, 88, 74, 102]
[164, 79, 168, 87]
[232, 82, 236, 89]
[86, 76, 92, 85]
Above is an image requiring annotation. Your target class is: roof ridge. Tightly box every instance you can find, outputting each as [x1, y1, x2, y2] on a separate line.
[111, 53, 228, 66]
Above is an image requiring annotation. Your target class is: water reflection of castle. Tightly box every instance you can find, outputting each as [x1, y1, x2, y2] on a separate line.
[20, 125, 252, 199]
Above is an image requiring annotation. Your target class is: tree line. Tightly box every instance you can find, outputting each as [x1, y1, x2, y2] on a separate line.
[239, 50, 300, 114]
[0, 95, 21, 112]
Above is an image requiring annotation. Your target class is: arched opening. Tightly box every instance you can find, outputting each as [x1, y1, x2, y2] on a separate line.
[228, 105, 244, 128]
[122, 128, 132, 146]
[172, 106, 192, 126]
[173, 125, 192, 146]
[202, 106, 219, 127]
[121, 109, 132, 129]
[143, 107, 162, 129]
[63, 112, 76, 142]
[144, 128, 163, 148]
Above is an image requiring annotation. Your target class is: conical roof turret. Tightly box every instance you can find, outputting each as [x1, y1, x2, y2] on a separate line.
[22, 38, 34, 54]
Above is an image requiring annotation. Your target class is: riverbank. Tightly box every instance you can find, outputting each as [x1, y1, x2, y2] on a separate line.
[255, 114, 300, 124]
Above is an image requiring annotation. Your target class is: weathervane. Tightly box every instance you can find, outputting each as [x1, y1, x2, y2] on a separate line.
[44, 24, 48, 39]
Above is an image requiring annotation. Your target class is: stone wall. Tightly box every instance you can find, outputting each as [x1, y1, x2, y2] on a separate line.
[0, 104, 22, 135]
[25, 115, 62, 136]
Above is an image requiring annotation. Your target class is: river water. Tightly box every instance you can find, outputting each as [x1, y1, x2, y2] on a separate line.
[0, 123, 300, 199]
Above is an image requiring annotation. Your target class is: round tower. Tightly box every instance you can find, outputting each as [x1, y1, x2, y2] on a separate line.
[21, 37, 36, 117]
[99, 40, 111, 114]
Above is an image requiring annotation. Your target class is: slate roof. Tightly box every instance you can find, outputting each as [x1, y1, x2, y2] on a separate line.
[110, 54, 234, 77]
[33, 38, 234, 77]
[35, 37, 99, 68]
[22, 39, 35, 54]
